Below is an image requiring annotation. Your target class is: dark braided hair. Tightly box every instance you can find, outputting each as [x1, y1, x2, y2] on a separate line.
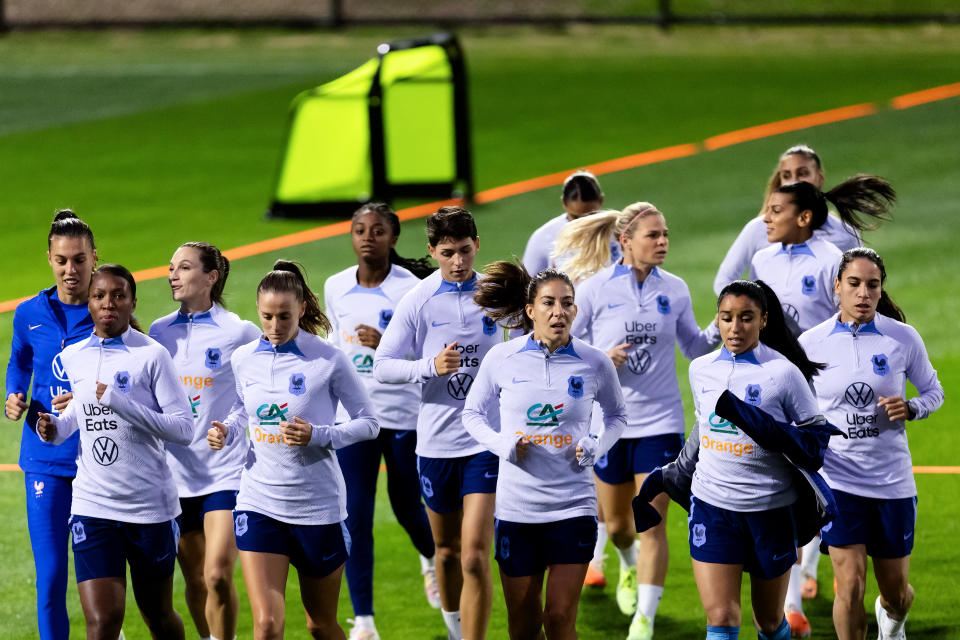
[352, 203, 435, 279]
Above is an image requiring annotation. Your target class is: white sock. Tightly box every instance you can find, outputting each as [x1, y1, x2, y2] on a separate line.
[800, 537, 820, 579]
[616, 540, 637, 569]
[593, 522, 608, 564]
[353, 615, 376, 630]
[420, 553, 435, 573]
[441, 609, 462, 640]
[636, 584, 664, 620]
[878, 598, 907, 637]
[785, 564, 804, 613]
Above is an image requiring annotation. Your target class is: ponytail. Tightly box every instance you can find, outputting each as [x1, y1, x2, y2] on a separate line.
[179, 241, 230, 307]
[48, 208, 96, 250]
[836, 247, 905, 322]
[354, 203, 436, 279]
[562, 170, 603, 204]
[775, 175, 894, 233]
[257, 260, 331, 336]
[474, 262, 574, 334]
[717, 279, 824, 381]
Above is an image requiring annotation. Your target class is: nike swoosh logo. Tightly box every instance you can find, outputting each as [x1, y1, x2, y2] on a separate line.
[772, 552, 791, 561]
[663, 450, 675, 457]
[322, 553, 339, 562]
[511, 377, 529, 384]
[336, 312, 349, 318]
[431, 321, 450, 327]
[577, 540, 592, 547]
[484, 471, 497, 479]
[28, 324, 43, 330]
[394, 431, 411, 439]
[824, 364, 841, 370]
[607, 303, 625, 309]
[904, 532, 913, 540]
[700, 387, 714, 394]
[244, 381, 256, 387]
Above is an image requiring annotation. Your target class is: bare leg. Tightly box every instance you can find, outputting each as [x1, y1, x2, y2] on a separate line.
[130, 571, 185, 639]
[239, 551, 289, 640]
[78, 577, 126, 640]
[299, 564, 347, 640]
[543, 563, 589, 640]
[750, 568, 791, 634]
[203, 510, 240, 640]
[829, 544, 869, 640]
[691, 559, 743, 628]
[177, 529, 210, 638]
[425, 506, 464, 612]
[460, 492, 495, 640]
[500, 570, 545, 640]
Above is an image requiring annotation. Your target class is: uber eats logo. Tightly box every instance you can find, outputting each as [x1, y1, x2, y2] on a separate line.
[257, 403, 289, 426]
[526, 402, 564, 427]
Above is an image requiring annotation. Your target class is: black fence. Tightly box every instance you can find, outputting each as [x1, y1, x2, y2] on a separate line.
[2, 0, 958, 30]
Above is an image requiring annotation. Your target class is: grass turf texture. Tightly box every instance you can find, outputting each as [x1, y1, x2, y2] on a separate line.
[0, 25, 958, 639]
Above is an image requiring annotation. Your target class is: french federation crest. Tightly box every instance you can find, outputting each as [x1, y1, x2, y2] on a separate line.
[745, 384, 762, 406]
[379, 309, 393, 330]
[801, 275, 817, 296]
[289, 373, 306, 396]
[420, 474, 434, 498]
[235, 512, 248, 537]
[567, 376, 584, 398]
[71, 520, 87, 544]
[205, 347, 222, 369]
[692, 523, 706, 547]
[499, 535, 511, 559]
[482, 315, 497, 335]
[114, 371, 131, 393]
[656, 295, 671, 315]
[872, 353, 889, 376]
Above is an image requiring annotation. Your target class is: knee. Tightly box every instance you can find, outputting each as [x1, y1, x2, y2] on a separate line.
[435, 544, 460, 568]
[204, 566, 234, 598]
[85, 609, 124, 639]
[542, 603, 576, 635]
[835, 574, 866, 606]
[306, 618, 340, 639]
[254, 611, 284, 638]
[704, 604, 739, 628]
[460, 547, 489, 578]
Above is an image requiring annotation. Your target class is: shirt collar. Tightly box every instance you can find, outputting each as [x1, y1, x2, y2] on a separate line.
[254, 336, 306, 357]
[611, 263, 660, 282]
[713, 345, 760, 365]
[433, 274, 478, 296]
[169, 308, 219, 327]
[83, 331, 130, 352]
[829, 316, 883, 336]
[518, 335, 581, 359]
[776, 241, 816, 257]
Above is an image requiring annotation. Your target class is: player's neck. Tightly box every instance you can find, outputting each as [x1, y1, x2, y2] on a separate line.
[356, 259, 390, 288]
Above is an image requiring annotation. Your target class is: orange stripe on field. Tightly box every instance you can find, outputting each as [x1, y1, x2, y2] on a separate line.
[703, 103, 877, 151]
[914, 466, 960, 474]
[0, 464, 21, 471]
[0, 295, 31, 314]
[891, 82, 960, 110]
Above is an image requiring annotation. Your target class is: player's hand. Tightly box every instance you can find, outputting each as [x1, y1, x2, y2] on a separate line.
[5, 392, 27, 420]
[95, 382, 107, 401]
[606, 343, 631, 369]
[207, 422, 228, 450]
[515, 436, 532, 461]
[51, 392, 74, 413]
[576, 436, 599, 467]
[280, 417, 312, 447]
[36, 412, 56, 442]
[878, 395, 913, 421]
[354, 324, 383, 349]
[434, 341, 461, 376]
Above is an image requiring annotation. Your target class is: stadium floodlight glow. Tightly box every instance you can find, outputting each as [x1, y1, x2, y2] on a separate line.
[267, 32, 473, 218]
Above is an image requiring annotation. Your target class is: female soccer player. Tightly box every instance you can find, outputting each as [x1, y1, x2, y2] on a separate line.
[674, 279, 826, 640]
[5, 210, 97, 640]
[750, 176, 895, 335]
[555, 203, 720, 639]
[799, 249, 943, 640]
[374, 206, 502, 640]
[36, 264, 194, 639]
[464, 263, 627, 640]
[150, 242, 260, 640]
[522, 169, 620, 275]
[207, 260, 379, 640]
[324, 204, 440, 640]
[713, 145, 863, 295]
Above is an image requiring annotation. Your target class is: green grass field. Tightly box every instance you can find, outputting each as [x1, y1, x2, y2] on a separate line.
[1, 25, 958, 639]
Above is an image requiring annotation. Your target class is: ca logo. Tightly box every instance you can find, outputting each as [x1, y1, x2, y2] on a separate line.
[844, 382, 875, 409]
[92, 436, 119, 466]
[447, 373, 474, 400]
[708, 412, 738, 435]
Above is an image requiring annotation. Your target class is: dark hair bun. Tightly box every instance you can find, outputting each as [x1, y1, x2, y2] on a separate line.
[53, 209, 78, 222]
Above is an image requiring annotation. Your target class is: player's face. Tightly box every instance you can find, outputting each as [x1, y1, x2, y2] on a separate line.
[257, 290, 305, 345]
[717, 294, 766, 354]
[89, 272, 136, 338]
[351, 211, 397, 264]
[836, 258, 882, 324]
[526, 279, 577, 349]
[47, 235, 97, 304]
[563, 198, 603, 220]
[429, 236, 479, 282]
[778, 154, 824, 189]
[625, 213, 668, 268]
[168, 246, 217, 308]
[763, 192, 811, 244]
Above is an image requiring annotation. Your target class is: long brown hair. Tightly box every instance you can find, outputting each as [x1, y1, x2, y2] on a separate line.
[256, 260, 331, 336]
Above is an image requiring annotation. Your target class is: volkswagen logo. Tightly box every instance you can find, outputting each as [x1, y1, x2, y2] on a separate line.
[627, 348, 652, 375]
[446, 372, 474, 400]
[782, 303, 800, 324]
[92, 436, 119, 466]
[52, 353, 69, 382]
[844, 382, 875, 409]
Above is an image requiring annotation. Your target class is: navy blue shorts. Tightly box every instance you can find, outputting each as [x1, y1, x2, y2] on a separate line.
[233, 510, 350, 578]
[687, 496, 797, 580]
[69, 515, 179, 583]
[495, 516, 598, 577]
[177, 490, 238, 534]
[594, 433, 684, 484]
[417, 451, 498, 514]
[820, 490, 917, 559]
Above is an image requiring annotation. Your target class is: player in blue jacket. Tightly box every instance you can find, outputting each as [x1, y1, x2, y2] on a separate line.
[5, 210, 97, 640]
[799, 249, 943, 640]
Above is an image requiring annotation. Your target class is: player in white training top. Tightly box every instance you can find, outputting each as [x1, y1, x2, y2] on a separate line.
[150, 242, 260, 640]
[38, 264, 193, 639]
[324, 203, 440, 640]
[374, 206, 501, 640]
[207, 261, 379, 640]
[799, 249, 943, 640]
[557, 203, 720, 640]
[465, 263, 627, 639]
[713, 145, 862, 296]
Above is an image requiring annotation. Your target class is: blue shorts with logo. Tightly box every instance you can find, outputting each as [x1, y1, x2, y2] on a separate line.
[820, 490, 917, 559]
[177, 490, 238, 534]
[233, 510, 350, 578]
[417, 451, 498, 514]
[495, 516, 598, 577]
[69, 515, 180, 583]
[687, 496, 797, 580]
[594, 433, 684, 484]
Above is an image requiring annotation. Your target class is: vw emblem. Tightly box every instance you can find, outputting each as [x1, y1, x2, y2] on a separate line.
[844, 382, 875, 409]
[627, 348, 652, 375]
[92, 436, 119, 466]
[52, 353, 69, 382]
[446, 372, 474, 400]
[781, 303, 800, 324]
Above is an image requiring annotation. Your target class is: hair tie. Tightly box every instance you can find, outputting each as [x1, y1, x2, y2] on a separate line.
[620, 206, 657, 246]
